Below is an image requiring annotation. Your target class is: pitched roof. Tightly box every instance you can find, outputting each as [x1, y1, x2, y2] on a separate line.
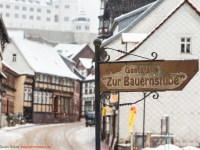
[2, 60, 19, 75]
[54, 43, 87, 59]
[84, 74, 95, 81]
[12, 38, 81, 80]
[79, 58, 93, 69]
[116, 0, 198, 60]
[101, 0, 163, 47]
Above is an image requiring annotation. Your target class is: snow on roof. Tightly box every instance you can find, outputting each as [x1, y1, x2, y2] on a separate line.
[121, 33, 147, 44]
[54, 43, 87, 60]
[79, 58, 92, 69]
[2, 60, 19, 74]
[7, 30, 24, 39]
[84, 74, 95, 81]
[101, 0, 163, 47]
[114, 2, 154, 22]
[12, 38, 80, 80]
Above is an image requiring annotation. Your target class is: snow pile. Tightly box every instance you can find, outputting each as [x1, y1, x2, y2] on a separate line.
[1, 123, 35, 131]
[143, 144, 200, 150]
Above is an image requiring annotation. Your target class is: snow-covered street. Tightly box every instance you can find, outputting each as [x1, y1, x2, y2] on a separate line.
[0, 121, 108, 150]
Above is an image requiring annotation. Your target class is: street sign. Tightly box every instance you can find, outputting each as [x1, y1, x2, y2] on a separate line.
[100, 60, 199, 92]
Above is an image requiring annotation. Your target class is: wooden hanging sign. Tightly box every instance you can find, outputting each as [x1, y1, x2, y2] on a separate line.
[99, 60, 199, 92]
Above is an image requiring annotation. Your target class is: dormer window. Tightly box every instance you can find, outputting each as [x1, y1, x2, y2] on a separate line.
[181, 38, 191, 53]
[13, 54, 17, 61]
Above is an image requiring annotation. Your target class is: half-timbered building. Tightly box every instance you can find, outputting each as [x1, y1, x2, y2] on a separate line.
[1, 61, 18, 127]
[3, 38, 81, 124]
[0, 15, 10, 128]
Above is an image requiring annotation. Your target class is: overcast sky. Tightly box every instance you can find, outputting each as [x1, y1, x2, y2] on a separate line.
[78, 0, 100, 33]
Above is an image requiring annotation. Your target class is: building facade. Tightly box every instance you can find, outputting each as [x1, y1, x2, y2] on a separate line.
[0, 16, 10, 128]
[0, 0, 77, 32]
[101, 0, 200, 148]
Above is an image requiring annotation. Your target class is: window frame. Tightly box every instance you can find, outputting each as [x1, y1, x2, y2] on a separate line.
[37, 8, 41, 12]
[65, 5, 70, 9]
[15, 5, 19, 10]
[14, 14, 19, 18]
[22, 14, 26, 19]
[47, 9, 51, 13]
[181, 37, 191, 53]
[13, 54, 17, 61]
[64, 17, 69, 21]
[30, 7, 34, 12]
[6, 5, 10, 9]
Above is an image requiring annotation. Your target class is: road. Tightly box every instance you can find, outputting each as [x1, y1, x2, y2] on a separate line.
[0, 120, 109, 150]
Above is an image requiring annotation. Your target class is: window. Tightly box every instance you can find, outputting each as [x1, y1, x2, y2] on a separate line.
[89, 89, 92, 94]
[47, 9, 51, 13]
[6, 5, 10, 9]
[28, 88, 32, 101]
[22, 7, 26, 11]
[24, 88, 28, 100]
[13, 54, 17, 61]
[181, 38, 191, 53]
[79, 26, 81, 30]
[65, 5, 70, 9]
[0, 4, 3, 8]
[22, 15, 26, 19]
[54, 15, 58, 22]
[15, 6, 19, 10]
[55, 77, 59, 84]
[6, 13, 10, 17]
[67, 78, 70, 86]
[44, 75, 47, 82]
[61, 97, 69, 114]
[42, 92, 46, 104]
[85, 26, 89, 30]
[52, 76, 55, 83]
[39, 74, 43, 81]
[63, 78, 66, 85]
[37, 91, 41, 103]
[46, 93, 50, 104]
[47, 17, 50, 21]
[55, 5, 59, 8]
[30, 16, 34, 20]
[37, 8, 41, 12]
[15, 14, 19, 18]
[24, 88, 32, 101]
[37, 16, 41, 20]
[64, 17, 69, 21]
[30, 7, 34, 11]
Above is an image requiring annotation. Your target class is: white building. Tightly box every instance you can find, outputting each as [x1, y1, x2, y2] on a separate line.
[0, 0, 77, 31]
[101, 0, 200, 147]
[82, 74, 95, 116]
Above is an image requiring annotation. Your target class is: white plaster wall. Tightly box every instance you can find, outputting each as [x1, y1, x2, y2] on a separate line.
[3, 40, 34, 75]
[118, 3, 200, 146]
